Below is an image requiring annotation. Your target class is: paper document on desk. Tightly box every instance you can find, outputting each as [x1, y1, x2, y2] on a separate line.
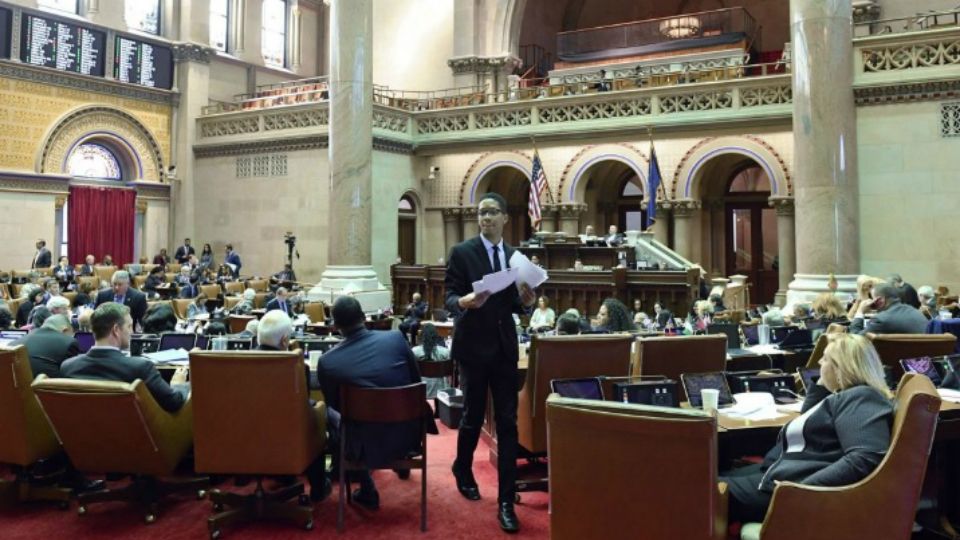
[938, 388, 960, 404]
[471, 268, 519, 295]
[721, 392, 787, 420]
[509, 250, 548, 289]
[144, 348, 190, 365]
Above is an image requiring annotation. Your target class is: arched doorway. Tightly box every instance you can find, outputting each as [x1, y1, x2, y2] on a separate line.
[397, 195, 417, 264]
[724, 165, 778, 304]
[475, 166, 531, 246]
[576, 160, 645, 234]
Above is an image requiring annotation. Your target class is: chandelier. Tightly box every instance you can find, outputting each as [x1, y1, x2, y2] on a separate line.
[659, 16, 701, 39]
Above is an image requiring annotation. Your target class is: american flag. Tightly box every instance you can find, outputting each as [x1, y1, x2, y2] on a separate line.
[529, 151, 548, 231]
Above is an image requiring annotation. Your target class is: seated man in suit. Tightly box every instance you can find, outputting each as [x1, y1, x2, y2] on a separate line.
[398, 292, 428, 344]
[53, 256, 75, 284]
[61, 303, 189, 413]
[605, 224, 624, 247]
[12, 314, 79, 378]
[265, 287, 294, 316]
[317, 296, 426, 510]
[850, 282, 928, 335]
[94, 271, 148, 331]
[79, 254, 96, 277]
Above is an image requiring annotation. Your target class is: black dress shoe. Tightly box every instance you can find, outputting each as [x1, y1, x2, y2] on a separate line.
[351, 488, 380, 510]
[498, 502, 520, 533]
[451, 464, 480, 501]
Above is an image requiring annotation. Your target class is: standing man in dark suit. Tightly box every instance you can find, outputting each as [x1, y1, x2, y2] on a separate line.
[224, 244, 242, 278]
[174, 238, 195, 265]
[265, 287, 293, 316]
[445, 192, 536, 533]
[60, 303, 188, 412]
[317, 296, 426, 510]
[398, 292, 428, 344]
[12, 314, 79, 378]
[94, 271, 148, 331]
[31, 239, 52, 269]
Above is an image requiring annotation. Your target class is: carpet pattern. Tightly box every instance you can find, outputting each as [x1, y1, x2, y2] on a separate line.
[0, 424, 550, 539]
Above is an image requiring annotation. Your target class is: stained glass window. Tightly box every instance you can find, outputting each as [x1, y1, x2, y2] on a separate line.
[261, 0, 287, 67]
[67, 143, 122, 180]
[126, 1, 160, 34]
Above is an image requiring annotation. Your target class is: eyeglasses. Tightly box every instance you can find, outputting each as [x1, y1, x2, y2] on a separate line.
[478, 209, 503, 217]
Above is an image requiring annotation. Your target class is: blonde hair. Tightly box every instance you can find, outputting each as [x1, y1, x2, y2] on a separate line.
[812, 293, 846, 320]
[824, 333, 893, 399]
[856, 275, 884, 298]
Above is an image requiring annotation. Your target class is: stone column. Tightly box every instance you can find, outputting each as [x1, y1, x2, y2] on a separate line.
[651, 202, 670, 245]
[442, 208, 462, 255]
[461, 207, 478, 241]
[558, 203, 587, 237]
[788, 0, 860, 305]
[312, 0, 389, 311]
[705, 198, 725, 276]
[771, 198, 797, 307]
[171, 44, 214, 248]
[539, 205, 558, 234]
[671, 200, 700, 261]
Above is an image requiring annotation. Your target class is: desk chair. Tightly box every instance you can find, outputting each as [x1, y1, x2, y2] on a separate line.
[304, 302, 326, 324]
[337, 383, 428, 532]
[0, 346, 72, 507]
[228, 315, 256, 334]
[804, 333, 829, 368]
[517, 334, 633, 494]
[133, 275, 148, 290]
[31, 375, 203, 523]
[547, 395, 726, 540]
[740, 374, 941, 540]
[254, 292, 269, 309]
[93, 266, 117, 284]
[166, 263, 181, 274]
[76, 276, 99, 291]
[866, 333, 957, 383]
[223, 281, 244, 296]
[200, 284, 222, 299]
[171, 298, 193, 320]
[189, 350, 326, 536]
[245, 279, 268, 292]
[636, 334, 728, 400]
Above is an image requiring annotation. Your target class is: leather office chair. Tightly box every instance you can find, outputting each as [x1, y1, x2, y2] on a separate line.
[253, 292, 269, 309]
[223, 296, 241, 312]
[164, 272, 177, 284]
[200, 284, 222, 299]
[227, 315, 256, 334]
[636, 334, 727, 400]
[94, 265, 117, 284]
[189, 350, 326, 537]
[0, 346, 72, 507]
[804, 333, 829, 368]
[133, 275, 148, 290]
[546, 395, 727, 540]
[31, 375, 203, 523]
[866, 333, 957, 383]
[246, 279, 268, 292]
[337, 383, 429, 532]
[517, 334, 633, 492]
[740, 374, 941, 540]
[223, 281, 244, 296]
[61, 291, 77, 305]
[304, 302, 326, 324]
[171, 298, 193, 320]
[166, 263, 181, 274]
[76, 276, 100, 291]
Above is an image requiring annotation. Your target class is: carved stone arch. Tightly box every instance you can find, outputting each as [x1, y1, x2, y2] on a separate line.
[38, 105, 166, 182]
[458, 150, 533, 206]
[671, 135, 791, 199]
[558, 143, 649, 204]
[494, 0, 528, 54]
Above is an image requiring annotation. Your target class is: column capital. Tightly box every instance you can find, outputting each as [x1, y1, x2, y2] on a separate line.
[172, 42, 216, 64]
[441, 207, 462, 220]
[769, 197, 795, 216]
[461, 207, 478, 219]
[540, 204, 559, 217]
[670, 199, 701, 218]
[852, 1, 881, 24]
[136, 199, 148, 214]
[557, 203, 588, 218]
[447, 54, 522, 75]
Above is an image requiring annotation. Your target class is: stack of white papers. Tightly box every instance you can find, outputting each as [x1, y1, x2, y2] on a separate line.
[471, 251, 549, 295]
[938, 388, 960, 404]
[144, 348, 190, 365]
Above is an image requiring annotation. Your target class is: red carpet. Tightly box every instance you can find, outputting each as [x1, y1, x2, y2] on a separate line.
[0, 424, 550, 539]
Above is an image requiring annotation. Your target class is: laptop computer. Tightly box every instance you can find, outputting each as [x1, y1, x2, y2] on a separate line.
[742, 325, 760, 346]
[901, 357, 946, 386]
[550, 377, 605, 400]
[778, 328, 813, 350]
[158, 333, 197, 351]
[681, 372, 735, 409]
[797, 367, 821, 394]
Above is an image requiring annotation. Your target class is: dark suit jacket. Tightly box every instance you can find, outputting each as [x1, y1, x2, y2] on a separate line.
[94, 288, 148, 330]
[402, 300, 428, 323]
[317, 328, 424, 467]
[12, 327, 80, 378]
[32, 248, 52, 269]
[265, 297, 293, 316]
[605, 233, 625, 247]
[899, 283, 921, 309]
[80, 264, 95, 276]
[60, 347, 188, 412]
[444, 235, 524, 367]
[54, 265, 75, 282]
[849, 302, 928, 335]
[16, 300, 34, 327]
[174, 245, 195, 264]
[225, 252, 242, 277]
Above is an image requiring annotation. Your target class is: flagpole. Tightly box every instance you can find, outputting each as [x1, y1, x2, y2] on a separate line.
[529, 136, 554, 203]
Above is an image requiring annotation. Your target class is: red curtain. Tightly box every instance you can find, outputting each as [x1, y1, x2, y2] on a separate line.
[68, 185, 136, 267]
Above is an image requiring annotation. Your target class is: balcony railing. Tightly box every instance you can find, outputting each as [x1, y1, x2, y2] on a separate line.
[854, 8, 960, 37]
[556, 7, 759, 62]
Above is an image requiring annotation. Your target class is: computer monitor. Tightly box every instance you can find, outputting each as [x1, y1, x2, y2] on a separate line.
[681, 372, 734, 409]
[778, 328, 813, 350]
[707, 323, 740, 349]
[900, 357, 946, 387]
[550, 377, 604, 400]
[130, 336, 160, 356]
[158, 333, 196, 351]
[797, 367, 821, 393]
[742, 324, 760, 346]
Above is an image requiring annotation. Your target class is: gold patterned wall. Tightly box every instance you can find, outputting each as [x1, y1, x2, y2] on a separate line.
[0, 78, 171, 176]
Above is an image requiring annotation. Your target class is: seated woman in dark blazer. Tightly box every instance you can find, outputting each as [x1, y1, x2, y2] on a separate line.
[720, 333, 894, 523]
[143, 265, 166, 298]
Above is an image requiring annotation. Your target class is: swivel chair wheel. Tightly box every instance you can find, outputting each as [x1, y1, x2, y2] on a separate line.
[304, 519, 314, 531]
[77, 505, 87, 515]
[298, 494, 310, 506]
[144, 514, 156, 524]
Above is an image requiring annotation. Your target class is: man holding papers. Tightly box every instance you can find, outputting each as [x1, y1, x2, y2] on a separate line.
[445, 192, 538, 533]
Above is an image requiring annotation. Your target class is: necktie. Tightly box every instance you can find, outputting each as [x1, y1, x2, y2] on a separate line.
[492, 245, 501, 272]
[115, 295, 124, 304]
[281, 301, 286, 313]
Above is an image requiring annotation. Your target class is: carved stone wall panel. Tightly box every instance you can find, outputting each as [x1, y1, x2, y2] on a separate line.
[40, 106, 166, 183]
[373, 110, 408, 133]
[862, 40, 960, 72]
[740, 85, 792, 107]
[475, 109, 531, 129]
[538, 98, 651, 124]
[659, 91, 733, 113]
[416, 114, 470, 134]
[0, 77, 171, 172]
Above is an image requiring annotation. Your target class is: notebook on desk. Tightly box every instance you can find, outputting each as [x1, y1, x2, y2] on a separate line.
[681, 372, 734, 409]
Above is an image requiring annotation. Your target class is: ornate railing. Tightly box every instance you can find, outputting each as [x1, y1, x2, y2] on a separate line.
[854, 26, 960, 82]
[854, 8, 960, 37]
